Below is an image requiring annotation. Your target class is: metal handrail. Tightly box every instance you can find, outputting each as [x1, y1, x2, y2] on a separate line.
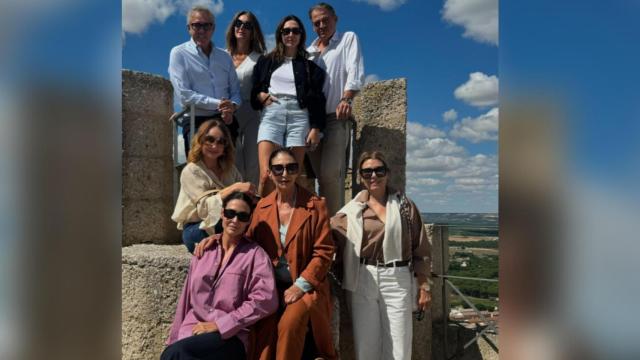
[170, 104, 195, 202]
[434, 224, 499, 359]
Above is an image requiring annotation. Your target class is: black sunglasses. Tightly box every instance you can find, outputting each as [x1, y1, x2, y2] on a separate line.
[270, 163, 299, 176]
[359, 166, 387, 179]
[203, 135, 227, 146]
[234, 19, 253, 30]
[189, 22, 213, 31]
[281, 27, 302, 36]
[223, 209, 251, 222]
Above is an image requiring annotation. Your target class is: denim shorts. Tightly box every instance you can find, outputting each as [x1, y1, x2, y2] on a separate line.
[257, 95, 309, 147]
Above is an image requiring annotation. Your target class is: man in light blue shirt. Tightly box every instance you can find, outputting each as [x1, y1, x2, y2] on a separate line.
[169, 5, 242, 155]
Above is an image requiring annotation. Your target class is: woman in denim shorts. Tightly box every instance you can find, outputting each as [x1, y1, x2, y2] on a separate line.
[251, 14, 326, 196]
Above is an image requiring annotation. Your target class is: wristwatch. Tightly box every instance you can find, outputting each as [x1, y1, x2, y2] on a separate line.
[340, 97, 353, 105]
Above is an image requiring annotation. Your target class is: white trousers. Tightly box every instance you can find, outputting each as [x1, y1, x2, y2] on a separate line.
[348, 263, 413, 360]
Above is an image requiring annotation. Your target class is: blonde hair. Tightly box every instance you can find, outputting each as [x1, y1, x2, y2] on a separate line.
[188, 119, 235, 176]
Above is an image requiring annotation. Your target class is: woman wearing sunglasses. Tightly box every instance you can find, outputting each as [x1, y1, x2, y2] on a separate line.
[250, 14, 326, 197]
[195, 148, 336, 360]
[225, 11, 266, 187]
[163, 191, 278, 360]
[330, 151, 432, 360]
[171, 119, 256, 253]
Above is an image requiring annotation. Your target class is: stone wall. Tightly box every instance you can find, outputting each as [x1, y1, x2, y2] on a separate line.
[351, 78, 407, 194]
[122, 70, 179, 246]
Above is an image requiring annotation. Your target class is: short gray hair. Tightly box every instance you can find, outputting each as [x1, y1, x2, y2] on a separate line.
[187, 5, 215, 25]
[308, 2, 337, 19]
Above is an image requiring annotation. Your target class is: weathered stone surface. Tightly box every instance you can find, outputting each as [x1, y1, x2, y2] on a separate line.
[122, 69, 177, 245]
[122, 110, 174, 158]
[122, 70, 174, 117]
[122, 200, 180, 246]
[351, 79, 407, 194]
[122, 245, 191, 360]
[123, 157, 174, 201]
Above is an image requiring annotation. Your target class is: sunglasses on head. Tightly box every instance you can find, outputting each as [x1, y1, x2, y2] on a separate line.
[223, 209, 251, 222]
[281, 27, 301, 36]
[270, 163, 299, 176]
[234, 19, 253, 30]
[189, 22, 213, 31]
[359, 166, 387, 179]
[203, 135, 227, 146]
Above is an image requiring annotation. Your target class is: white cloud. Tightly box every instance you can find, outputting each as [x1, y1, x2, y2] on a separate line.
[265, 33, 276, 52]
[405, 121, 497, 211]
[407, 122, 447, 139]
[408, 177, 444, 186]
[443, 109, 458, 122]
[123, 0, 224, 35]
[445, 154, 498, 178]
[352, 0, 407, 11]
[450, 107, 498, 143]
[442, 0, 498, 46]
[365, 74, 380, 84]
[454, 72, 499, 107]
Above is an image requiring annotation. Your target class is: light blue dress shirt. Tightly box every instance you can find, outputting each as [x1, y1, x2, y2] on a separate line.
[168, 39, 242, 117]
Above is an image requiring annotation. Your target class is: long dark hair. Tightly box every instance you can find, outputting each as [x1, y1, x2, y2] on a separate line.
[225, 11, 266, 55]
[268, 14, 308, 62]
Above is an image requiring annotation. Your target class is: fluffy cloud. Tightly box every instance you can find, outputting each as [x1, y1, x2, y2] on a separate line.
[442, 0, 498, 46]
[450, 107, 498, 143]
[364, 74, 380, 84]
[443, 109, 458, 122]
[265, 33, 276, 52]
[405, 121, 497, 211]
[123, 0, 224, 35]
[407, 122, 446, 139]
[444, 154, 497, 178]
[353, 0, 407, 11]
[454, 72, 499, 107]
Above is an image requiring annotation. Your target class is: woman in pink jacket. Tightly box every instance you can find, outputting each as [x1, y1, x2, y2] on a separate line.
[162, 191, 278, 360]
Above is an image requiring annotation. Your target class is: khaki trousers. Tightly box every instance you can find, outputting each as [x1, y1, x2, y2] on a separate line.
[308, 114, 351, 216]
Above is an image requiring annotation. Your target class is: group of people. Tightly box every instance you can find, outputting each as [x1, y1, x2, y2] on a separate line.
[164, 3, 432, 360]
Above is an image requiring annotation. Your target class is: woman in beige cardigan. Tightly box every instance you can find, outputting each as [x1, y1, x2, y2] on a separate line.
[171, 119, 256, 253]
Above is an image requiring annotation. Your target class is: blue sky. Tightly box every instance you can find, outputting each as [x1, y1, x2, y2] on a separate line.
[123, 0, 499, 213]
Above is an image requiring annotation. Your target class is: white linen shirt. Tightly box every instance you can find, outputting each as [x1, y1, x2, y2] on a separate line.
[169, 39, 242, 116]
[307, 31, 365, 114]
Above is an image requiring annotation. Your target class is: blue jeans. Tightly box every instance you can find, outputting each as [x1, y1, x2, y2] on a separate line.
[161, 332, 245, 360]
[182, 222, 208, 254]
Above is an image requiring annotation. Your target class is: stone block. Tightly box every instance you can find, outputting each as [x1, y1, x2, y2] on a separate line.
[123, 157, 174, 201]
[122, 70, 174, 117]
[122, 200, 180, 246]
[351, 79, 407, 195]
[122, 245, 191, 360]
[122, 110, 174, 158]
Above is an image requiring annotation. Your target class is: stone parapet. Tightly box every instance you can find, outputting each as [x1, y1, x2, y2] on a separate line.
[351, 78, 407, 194]
[122, 70, 179, 246]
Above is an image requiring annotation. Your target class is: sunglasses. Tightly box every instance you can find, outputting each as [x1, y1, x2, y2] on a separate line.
[270, 163, 299, 176]
[223, 209, 251, 222]
[281, 27, 302, 36]
[189, 22, 213, 31]
[203, 135, 227, 146]
[234, 19, 253, 30]
[359, 166, 387, 179]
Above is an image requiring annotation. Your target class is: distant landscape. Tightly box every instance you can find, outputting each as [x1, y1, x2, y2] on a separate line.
[422, 213, 499, 312]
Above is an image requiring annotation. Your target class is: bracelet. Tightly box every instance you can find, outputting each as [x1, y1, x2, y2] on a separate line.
[261, 95, 271, 104]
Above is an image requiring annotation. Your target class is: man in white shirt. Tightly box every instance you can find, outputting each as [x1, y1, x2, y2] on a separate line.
[307, 2, 365, 216]
[169, 5, 242, 156]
